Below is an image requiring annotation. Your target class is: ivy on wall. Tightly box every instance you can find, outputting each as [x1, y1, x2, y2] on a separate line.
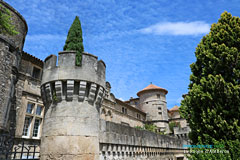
[0, 4, 18, 35]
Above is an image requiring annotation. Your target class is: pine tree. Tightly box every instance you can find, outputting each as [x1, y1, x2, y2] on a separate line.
[63, 16, 84, 66]
[0, 4, 18, 35]
[180, 11, 240, 159]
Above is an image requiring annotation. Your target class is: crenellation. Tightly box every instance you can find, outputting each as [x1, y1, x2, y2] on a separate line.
[41, 51, 106, 86]
[44, 54, 57, 70]
[40, 50, 106, 160]
[58, 51, 76, 68]
[1, 2, 190, 160]
[97, 60, 106, 80]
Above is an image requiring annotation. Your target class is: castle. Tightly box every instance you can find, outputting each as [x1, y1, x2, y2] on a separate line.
[0, 1, 190, 160]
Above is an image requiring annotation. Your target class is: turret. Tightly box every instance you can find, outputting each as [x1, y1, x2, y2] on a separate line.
[40, 51, 105, 160]
[137, 84, 169, 133]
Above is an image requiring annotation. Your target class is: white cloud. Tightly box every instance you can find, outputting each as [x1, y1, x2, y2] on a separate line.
[26, 34, 65, 41]
[140, 21, 210, 36]
[118, 97, 124, 101]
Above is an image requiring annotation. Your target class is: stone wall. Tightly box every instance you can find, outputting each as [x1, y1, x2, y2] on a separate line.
[101, 96, 145, 128]
[15, 54, 43, 138]
[0, 39, 20, 133]
[99, 120, 188, 160]
[41, 51, 105, 87]
[138, 90, 169, 133]
[0, 0, 28, 50]
[0, 0, 27, 133]
[40, 51, 106, 160]
[139, 90, 168, 122]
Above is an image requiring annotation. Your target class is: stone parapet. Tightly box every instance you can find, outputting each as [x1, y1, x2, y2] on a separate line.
[41, 51, 106, 87]
[100, 120, 188, 148]
[0, 0, 28, 50]
[99, 120, 188, 160]
[174, 126, 191, 139]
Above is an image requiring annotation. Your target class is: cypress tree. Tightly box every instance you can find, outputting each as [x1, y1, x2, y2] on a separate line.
[180, 11, 240, 159]
[63, 16, 84, 66]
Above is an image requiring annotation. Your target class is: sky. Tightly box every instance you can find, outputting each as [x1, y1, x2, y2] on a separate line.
[5, 0, 240, 109]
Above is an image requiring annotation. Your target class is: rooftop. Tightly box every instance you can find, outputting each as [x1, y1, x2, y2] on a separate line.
[137, 84, 168, 96]
[22, 51, 43, 67]
[169, 106, 179, 112]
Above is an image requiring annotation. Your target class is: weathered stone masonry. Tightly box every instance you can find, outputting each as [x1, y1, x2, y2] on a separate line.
[40, 51, 188, 160]
[99, 120, 187, 160]
[0, 2, 189, 159]
[40, 51, 106, 160]
[0, 0, 27, 133]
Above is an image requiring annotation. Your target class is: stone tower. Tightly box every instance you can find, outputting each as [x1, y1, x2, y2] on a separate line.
[40, 51, 105, 160]
[0, 0, 28, 133]
[137, 84, 169, 133]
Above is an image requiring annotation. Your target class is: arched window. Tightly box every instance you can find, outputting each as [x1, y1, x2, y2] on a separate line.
[107, 110, 112, 118]
[101, 108, 106, 115]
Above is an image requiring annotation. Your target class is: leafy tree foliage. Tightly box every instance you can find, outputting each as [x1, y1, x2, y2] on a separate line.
[135, 124, 165, 135]
[0, 4, 18, 35]
[169, 121, 180, 134]
[63, 16, 84, 66]
[144, 124, 158, 133]
[180, 11, 240, 159]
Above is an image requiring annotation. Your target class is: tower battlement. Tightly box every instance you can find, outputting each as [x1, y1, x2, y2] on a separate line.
[41, 51, 105, 107]
[40, 51, 106, 159]
[42, 51, 105, 86]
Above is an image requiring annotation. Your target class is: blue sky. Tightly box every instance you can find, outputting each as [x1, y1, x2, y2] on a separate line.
[5, 0, 240, 108]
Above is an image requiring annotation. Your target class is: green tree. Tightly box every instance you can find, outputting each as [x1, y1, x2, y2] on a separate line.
[169, 121, 180, 134]
[0, 4, 18, 35]
[63, 16, 84, 66]
[144, 124, 157, 133]
[180, 11, 240, 159]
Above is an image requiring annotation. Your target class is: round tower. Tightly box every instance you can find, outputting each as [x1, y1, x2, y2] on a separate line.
[0, 0, 28, 134]
[40, 51, 105, 160]
[137, 84, 169, 133]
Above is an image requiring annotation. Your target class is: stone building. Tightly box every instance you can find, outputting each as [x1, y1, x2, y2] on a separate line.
[168, 106, 190, 139]
[0, 1, 190, 159]
[0, 0, 27, 135]
[40, 51, 189, 160]
[15, 51, 44, 140]
[101, 82, 146, 128]
[0, 1, 28, 158]
[102, 83, 170, 134]
[13, 51, 43, 158]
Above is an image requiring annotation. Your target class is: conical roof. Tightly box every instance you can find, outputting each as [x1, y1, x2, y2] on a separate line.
[137, 84, 168, 97]
[169, 105, 179, 112]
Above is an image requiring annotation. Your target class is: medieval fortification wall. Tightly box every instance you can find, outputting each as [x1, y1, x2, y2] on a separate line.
[40, 51, 188, 160]
[0, 0, 27, 133]
[0, 1, 188, 159]
[40, 51, 106, 160]
[99, 120, 187, 160]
